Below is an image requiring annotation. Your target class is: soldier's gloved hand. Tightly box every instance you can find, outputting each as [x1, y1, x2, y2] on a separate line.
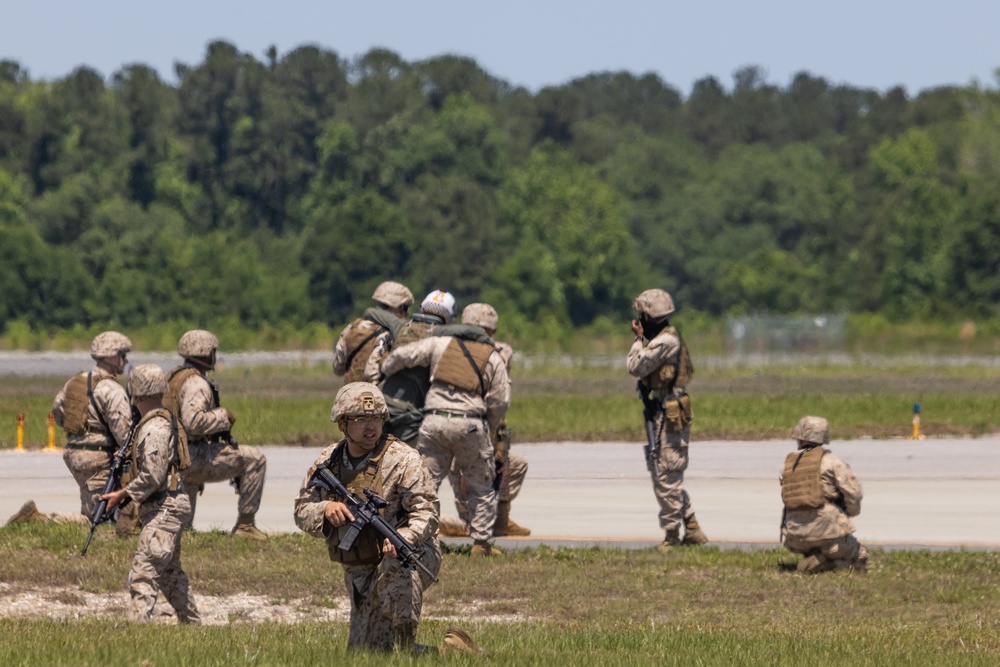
[324, 501, 355, 527]
[223, 408, 236, 426]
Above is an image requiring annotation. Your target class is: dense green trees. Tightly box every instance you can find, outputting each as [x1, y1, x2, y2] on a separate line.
[1, 44, 999, 340]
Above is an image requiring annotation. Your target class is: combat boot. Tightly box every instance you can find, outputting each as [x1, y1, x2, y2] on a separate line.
[656, 528, 682, 553]
[681, 514, 709, 545]
[6, 500, 46, 525]
[470, 539, 498, 557]
[493, 500, 531, 537]
[438, 515, 470, 537]
[797, 552, 834, 574]
[232, 514, 268, 541]
[441, 626, 485, 654]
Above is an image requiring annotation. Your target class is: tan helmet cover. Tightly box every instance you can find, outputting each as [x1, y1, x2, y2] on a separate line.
[372, 281, 414, 309]
[90, 331, 133, 360]
[128, 363, 168, 398]
[178, 330, 219, 358]
[632, 289, 675, 319]
[461, 303, 498, 331]
[331, 382, 389, 422]
[793, 416, 830, 446]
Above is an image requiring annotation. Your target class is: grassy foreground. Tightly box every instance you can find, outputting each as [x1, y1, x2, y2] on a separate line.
[3, 362, 1000, 448]
[1, 522, 998, 665]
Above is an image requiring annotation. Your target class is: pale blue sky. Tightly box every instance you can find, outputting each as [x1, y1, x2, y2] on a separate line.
[2, 0, 998, 96]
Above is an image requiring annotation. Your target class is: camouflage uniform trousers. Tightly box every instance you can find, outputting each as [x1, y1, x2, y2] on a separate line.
[128, 493, 200, 624]
[650, 417, 695, 533]
[447, 451, 527, 524]
[180, 440, 266, 524]
[416, 414, 497, 542]
[63, 448, 113, 517]
[343, 541, 442, 651]
[785, 533, 868, 573]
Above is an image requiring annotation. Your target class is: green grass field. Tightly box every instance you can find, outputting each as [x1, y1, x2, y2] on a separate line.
[3, 361, 999, 448]
[1, 523, 998, 665]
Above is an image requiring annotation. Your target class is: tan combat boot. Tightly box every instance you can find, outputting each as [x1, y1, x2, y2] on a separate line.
[6, 500, 47, 525]
[438, 515, 470, 537]
[232, 514, 268, 541]
[441, 626, 485, 654]
[656, 528, 682, 553]
[470, 539, 498, 557]
[682, 514, 709, 545]
[493, 500, 531, 537]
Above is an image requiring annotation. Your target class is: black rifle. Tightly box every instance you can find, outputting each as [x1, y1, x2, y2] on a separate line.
[81, 427, 136, 556]
[637, 381, 660, 474]
[307, 467, 438, 582]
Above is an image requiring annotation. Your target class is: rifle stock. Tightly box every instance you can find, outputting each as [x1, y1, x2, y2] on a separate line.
[308, 467, 438, 582]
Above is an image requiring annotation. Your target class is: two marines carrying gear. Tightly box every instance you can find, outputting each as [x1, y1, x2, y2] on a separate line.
[628, 289, 708, 550]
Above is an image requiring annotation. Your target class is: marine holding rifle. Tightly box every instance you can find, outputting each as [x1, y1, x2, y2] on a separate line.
[100, 363, 200, 624]
[293, 382, 481, 654]
[165, 329, 267, 539]
[627, 289, 709, 551]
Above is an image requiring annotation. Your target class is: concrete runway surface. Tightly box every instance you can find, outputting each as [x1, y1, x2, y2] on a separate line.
[3, 438, 998, 551]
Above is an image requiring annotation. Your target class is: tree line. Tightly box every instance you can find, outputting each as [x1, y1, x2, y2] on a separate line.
[1, 42, 999, 341]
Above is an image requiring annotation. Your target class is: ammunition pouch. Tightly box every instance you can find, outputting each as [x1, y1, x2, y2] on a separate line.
[664, 393, 693, 433]
[323, 520, 383, 566]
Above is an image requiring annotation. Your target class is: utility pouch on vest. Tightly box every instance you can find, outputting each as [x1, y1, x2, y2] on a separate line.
[322, 441, 388, 566]
[664, 393, 692, 432]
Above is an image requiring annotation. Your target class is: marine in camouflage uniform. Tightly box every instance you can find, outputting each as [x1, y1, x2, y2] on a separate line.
[626, 289, 709, 551]
[49, 332, 135, 527]
[333, 281, 413, 383]
[101, 364, 200, 624]
[380, 304, 511, 556]
[780, 416, 868, 574]
[294, 383, 481, 654]
[166, 330, 267, 539]
[440, 342, 531, 538]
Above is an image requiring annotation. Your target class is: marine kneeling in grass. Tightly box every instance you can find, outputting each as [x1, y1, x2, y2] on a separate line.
[294, 382, 482, 654]
[101, 364, 200, 623]
[780, 416, 868, 574]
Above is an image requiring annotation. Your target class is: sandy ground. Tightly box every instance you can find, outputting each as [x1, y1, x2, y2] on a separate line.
[3, 437, 998, 550]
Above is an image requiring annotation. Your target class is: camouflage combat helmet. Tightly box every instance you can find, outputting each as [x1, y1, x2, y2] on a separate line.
[461, 303, 498, 331]
[331, 382, 389, 423]
[632, 289, 675, 320]
[421, 290, 457, 323]
[372, 281, 414, 309]
[177, 330, 219, 358]
[128, 363, 168, 398]
[90, 331, 133, 360]
[793, 416, 830, 447]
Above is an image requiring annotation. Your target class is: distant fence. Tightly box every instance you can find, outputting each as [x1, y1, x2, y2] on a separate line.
[725, 314, 847, 354]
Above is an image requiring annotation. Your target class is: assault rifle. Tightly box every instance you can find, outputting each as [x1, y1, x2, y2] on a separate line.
[81, 427, 136, 556]
[637, 381, 660, 474]
[307, 467, 438, 582]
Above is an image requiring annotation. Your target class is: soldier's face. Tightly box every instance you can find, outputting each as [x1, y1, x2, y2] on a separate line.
[344, 415, 383, 449]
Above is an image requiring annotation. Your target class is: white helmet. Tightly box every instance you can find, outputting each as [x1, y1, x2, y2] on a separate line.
[90, 331, 132, 360]
[178, 330, 219, 359]
[128, 363, 168, 398]
[420, 290, 457, 323]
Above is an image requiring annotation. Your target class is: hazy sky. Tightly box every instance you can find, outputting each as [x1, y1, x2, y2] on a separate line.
[2, 1, 998, 96]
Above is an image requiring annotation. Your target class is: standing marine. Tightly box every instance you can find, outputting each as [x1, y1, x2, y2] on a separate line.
[780, 416, 868, 573]
[293, 382, 480, 653]
[164, 329, 267, 539]
[100, 363, 200, 623]
[626, 289, 709, 551]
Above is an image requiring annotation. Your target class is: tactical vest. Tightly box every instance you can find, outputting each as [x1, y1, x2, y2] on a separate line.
[61, 372, 113, 436]
[380, 315, 442, 409]
[432, 338, 494, 396]
[162, 367, 201, 417]
[121, 408, 190, 493]
[643, 326, 695, 392]
[781, 446, 827, 510]
[342, 319, 385, 384]
[322, 437, 390, 566]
